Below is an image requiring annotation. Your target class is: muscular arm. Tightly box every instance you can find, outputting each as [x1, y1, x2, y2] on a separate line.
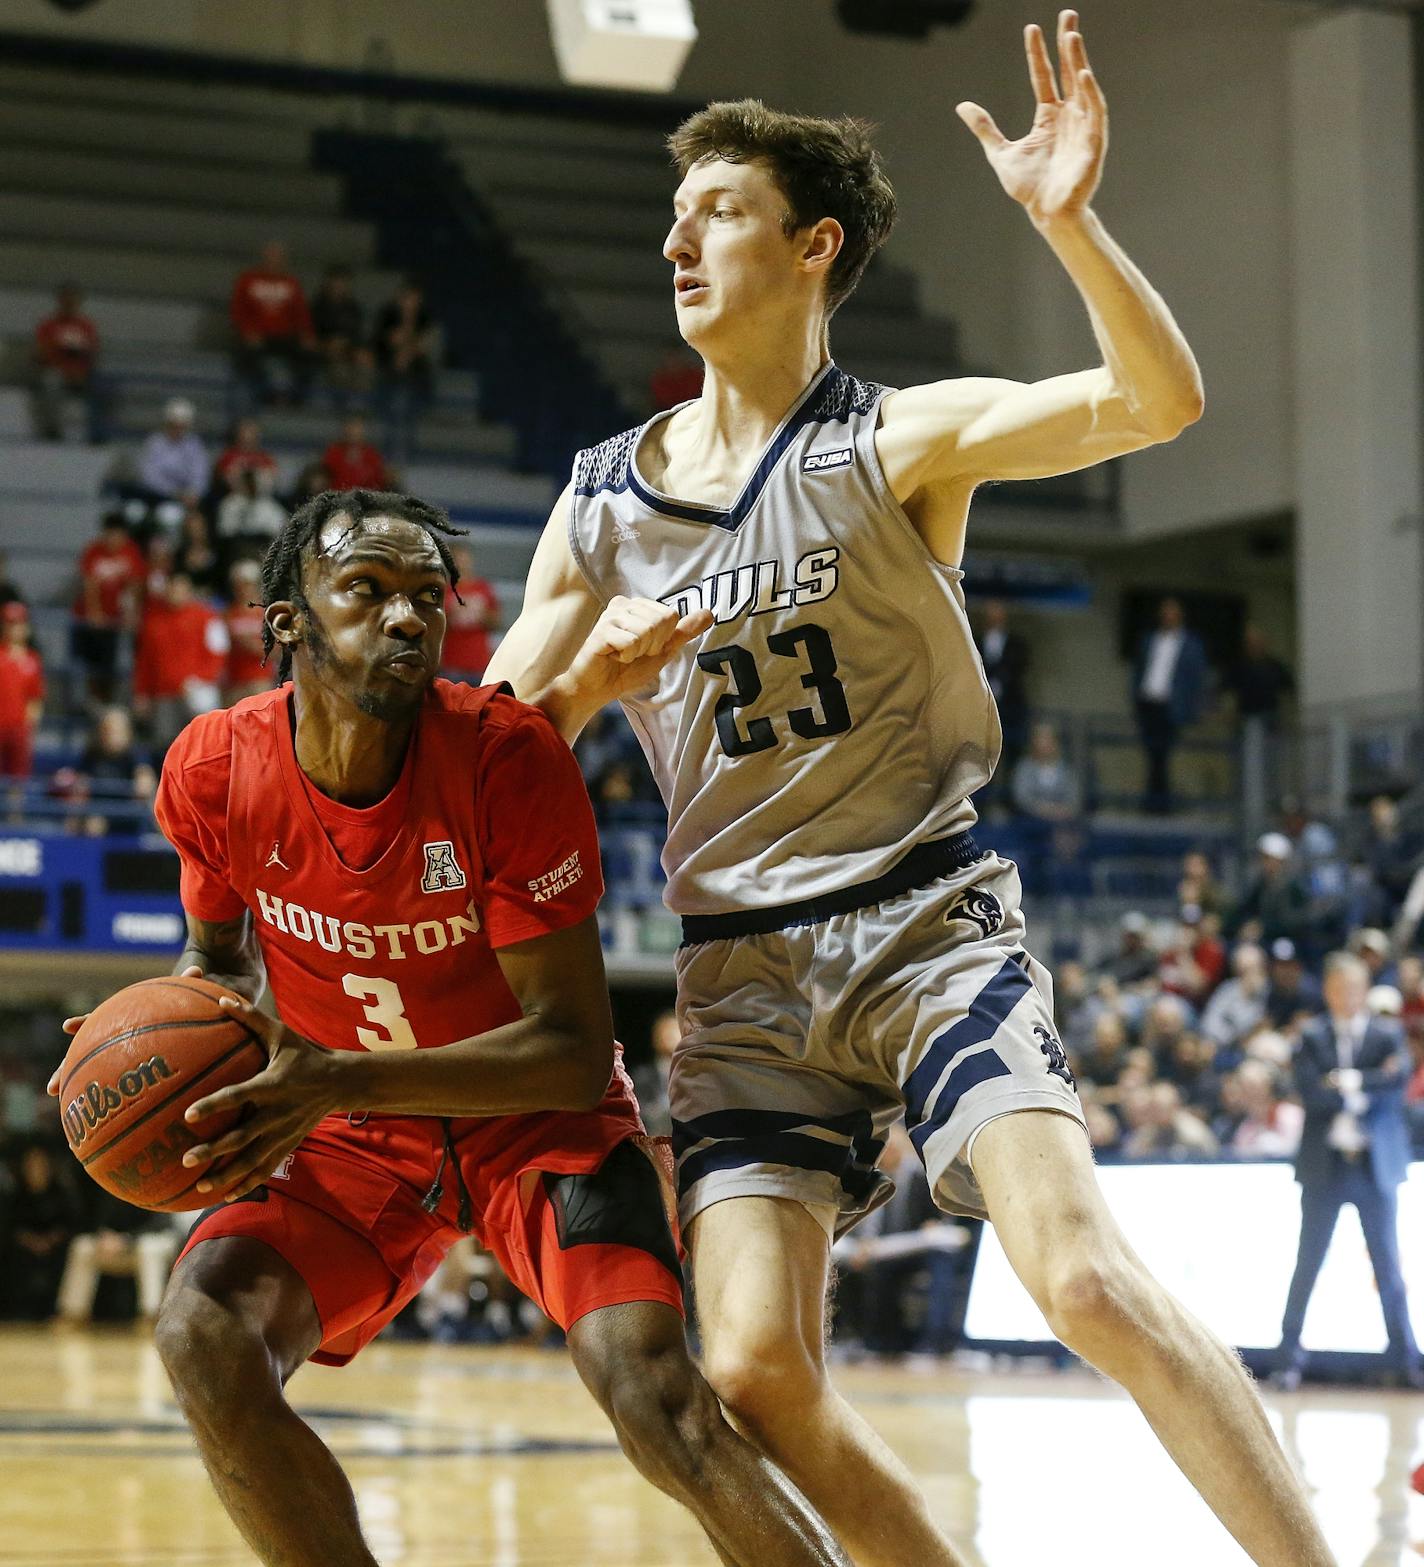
[176, 910, 266, 1003]
[333, 917, 614, 1117]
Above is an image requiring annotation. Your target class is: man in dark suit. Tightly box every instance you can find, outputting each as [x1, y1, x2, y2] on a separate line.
[1274, 952, 1421, 1387]
[976, 599, 1030, 780]
[1132, 596, 1207, 813]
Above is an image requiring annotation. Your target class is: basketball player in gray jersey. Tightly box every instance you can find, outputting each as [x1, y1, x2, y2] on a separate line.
[488, 14, 1333, 1566]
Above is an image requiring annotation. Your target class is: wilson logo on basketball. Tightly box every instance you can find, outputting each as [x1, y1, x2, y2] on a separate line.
[62, 1054, 174, 1150]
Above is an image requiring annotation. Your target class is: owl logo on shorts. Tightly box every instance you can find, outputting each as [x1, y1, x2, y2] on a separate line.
[943, 886, 1003, 940]
[1033, 1025, 1076, 1089]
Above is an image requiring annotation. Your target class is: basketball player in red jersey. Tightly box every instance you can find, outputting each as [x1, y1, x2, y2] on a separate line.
[54, 490, 841, 1567]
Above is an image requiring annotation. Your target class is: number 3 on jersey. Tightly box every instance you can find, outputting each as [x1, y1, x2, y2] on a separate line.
[342, 973, 418, 1050]
[697, 622, 852, 758]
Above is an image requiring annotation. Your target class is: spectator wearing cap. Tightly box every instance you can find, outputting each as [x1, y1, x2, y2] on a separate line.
[1265, 937, 1323, 1030]
[441, 543, 500, 685]
[224, 560, 270, 704]
[134, 399, 210, 520]
[1225, 832, 1308, 947]
[230, 241, 315, 409]
[0, 602, 43, 780]
[322, 413, 391, 492]
[132, 573, 228, 757]
[31, 283, 107, 444]
[1275, 952, 1422, 1388]
[71, 514, 144, 706]
[1350, 928, 1398, 990]
[1131, 595, 1208, 814]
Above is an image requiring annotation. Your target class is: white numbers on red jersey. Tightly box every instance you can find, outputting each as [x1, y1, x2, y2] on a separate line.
[341, 973, 419, 1050]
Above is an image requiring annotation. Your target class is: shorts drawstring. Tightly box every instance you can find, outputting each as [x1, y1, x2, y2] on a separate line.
[421, 1118, 473, 1231]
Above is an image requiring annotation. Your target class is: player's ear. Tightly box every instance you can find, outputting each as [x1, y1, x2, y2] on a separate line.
[266, 600, 301, 649]
[800, 217, 844, 281]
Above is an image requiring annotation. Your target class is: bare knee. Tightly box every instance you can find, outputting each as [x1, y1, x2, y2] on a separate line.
[1040, 1252, 1166, 1367]
[155, 1285, 279, 1417]
[703, 1332, 827, 1438]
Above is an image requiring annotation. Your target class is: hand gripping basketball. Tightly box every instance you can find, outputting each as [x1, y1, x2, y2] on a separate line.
[179, 993, 342, 1201]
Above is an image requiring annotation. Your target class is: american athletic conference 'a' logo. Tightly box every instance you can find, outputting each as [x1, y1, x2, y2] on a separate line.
[1034, 1025, 1076, 1089]
[943, 886, 1003, 940]
[421, 840, 467, 894]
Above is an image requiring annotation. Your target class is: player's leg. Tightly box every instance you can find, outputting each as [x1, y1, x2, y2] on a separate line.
[568, 1298, 850, 1567]
[974, 1109, 1334, 1567]
[156, 1228, 386, 1567]
[691, 1196, 970, 1567]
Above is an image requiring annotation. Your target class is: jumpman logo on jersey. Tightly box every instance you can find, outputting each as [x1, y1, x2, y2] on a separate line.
[264, 841, 289, 871]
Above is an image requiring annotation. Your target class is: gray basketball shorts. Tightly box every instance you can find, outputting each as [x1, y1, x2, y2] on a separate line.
[669, 850, 1086, 1237]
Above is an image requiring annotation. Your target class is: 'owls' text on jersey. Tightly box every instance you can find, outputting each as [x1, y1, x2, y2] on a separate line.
[569, 364, 1001, 916]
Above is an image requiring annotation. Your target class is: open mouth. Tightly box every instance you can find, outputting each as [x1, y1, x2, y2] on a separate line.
[675, 277, 708, 302]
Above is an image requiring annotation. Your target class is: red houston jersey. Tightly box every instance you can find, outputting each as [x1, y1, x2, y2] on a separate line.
[154, 680, 639, 1145]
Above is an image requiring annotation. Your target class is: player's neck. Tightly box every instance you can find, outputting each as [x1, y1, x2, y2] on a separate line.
[290, 685, 414, 807]
[690, 330, 829, 454]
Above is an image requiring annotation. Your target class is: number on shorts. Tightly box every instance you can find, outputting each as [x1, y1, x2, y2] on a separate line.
[341, 973, 418, 1051]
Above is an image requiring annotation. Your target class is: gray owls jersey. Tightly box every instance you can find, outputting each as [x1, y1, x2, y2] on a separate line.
[568, 362, 1000, 917]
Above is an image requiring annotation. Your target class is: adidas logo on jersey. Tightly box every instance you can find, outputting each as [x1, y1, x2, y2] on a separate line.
[803, 446, 853, 473]
[612, 519, 640, 543]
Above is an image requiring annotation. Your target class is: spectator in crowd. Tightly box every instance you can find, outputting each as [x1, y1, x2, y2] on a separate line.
[174, 508, 223, 597]
[976, 600, 1030, 779]
[1265, 936, 1323, 1030]
[142, 533, 176, 603]
[71, 515, 144, 707]
[1275, 951, 1421, 1388]
[1399, 954, 1424, 1037]
[1131, 595, 1207, 814]
[224, 559, 271, 704]
[0, 551, 25, 610]
[1350, 927, 1398, 989]
[1225, 1060, 1303, 1157]
[134, 398, 210, 520]
[213, 416, 278, 497]
[289, 460, 332, 510]
[229, 240, 315, 408]
[1160, 1030, 1221, 1113]
[441, 543, 501, 684]
[215, 466, 287, 554]
[310, 264, 372, 405]
[1080, 1009, 1130, 1085]
[1010, 720, 1081, 821]
[31, 282, 106, 444]
[0, 603, 43, 782]
[1079, 1084, 1123, 1155]
[373, 277, 437, 457]
[322, 413, 391, 492]
[631, 1009, 680, 1140]
[1296, 821, 1351, 959]
[1177, 848, 1224, 918]
[1358, 795, 1424, 928]
[1, 1143, 78, 1320]
[55, 1189, 180, 1327]
[1120, 1081, 1218, 1158]
[649, 346, 704, 412]
[1200, 942, 1270, 1055]
[1226, 831, 1308, 947]
[1227, 623, 1294, 729]
[1103, 910, 1159, 986]
[132, 572, 228, 756]
[51, 706, 157, 836]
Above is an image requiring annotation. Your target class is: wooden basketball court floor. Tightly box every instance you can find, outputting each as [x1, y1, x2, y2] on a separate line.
[1, 1326, 1421, 1566]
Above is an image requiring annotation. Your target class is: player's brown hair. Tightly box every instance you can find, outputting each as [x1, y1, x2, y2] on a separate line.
[667, 99, 897, 316]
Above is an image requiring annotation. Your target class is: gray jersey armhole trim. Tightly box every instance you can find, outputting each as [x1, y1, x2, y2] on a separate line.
[565, 481, 613, 609]
[863, 391, 966, 583]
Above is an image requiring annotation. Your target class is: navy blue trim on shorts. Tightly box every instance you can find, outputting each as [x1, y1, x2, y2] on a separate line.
[674, 1107, 885, 1203]
[903, 957, 1032, 1157]
[679, 833, 984, 944]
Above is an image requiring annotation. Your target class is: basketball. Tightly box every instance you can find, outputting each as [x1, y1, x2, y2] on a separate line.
[57, 976, 266, 1212]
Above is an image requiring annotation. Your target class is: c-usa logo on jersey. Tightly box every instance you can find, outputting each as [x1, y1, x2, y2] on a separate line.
[421, 840, 467, 894]
[943, 886, 1003, 940]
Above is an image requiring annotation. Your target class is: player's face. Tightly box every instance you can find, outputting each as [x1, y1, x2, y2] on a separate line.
[664, 159, 819, 349]
[290, 516, 448, 722]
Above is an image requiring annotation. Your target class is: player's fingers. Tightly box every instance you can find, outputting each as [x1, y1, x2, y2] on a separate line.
[185, 1080, 264, 1124]
[61, 1013, 88, 1035]
[179, 965, 204, 979]
[674, 609, 714, 641]
[955, 103, 1008, 153]
[46, 1068, 61, 1097]
[1026, 23, 1061, 104]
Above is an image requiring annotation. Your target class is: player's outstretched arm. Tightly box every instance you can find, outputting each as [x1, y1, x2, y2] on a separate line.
[877, 12, 1202, 539]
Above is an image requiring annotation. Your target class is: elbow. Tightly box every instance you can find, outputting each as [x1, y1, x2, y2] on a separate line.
[563, 1031, 616, 1113]
[1139, 383, 1205, 443]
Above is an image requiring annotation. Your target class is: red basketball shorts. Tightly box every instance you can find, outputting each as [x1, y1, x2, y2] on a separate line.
[178, 1108, 684, 1366]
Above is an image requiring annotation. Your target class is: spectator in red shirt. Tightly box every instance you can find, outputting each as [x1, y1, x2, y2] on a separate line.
[71, 515, 145, 704]
[0, 603, 44, 779]
[441, 542, 501, 683]
[224, 559, 271, 703]
[649, 346, 704, 412]
[230, 242, 315, 409]
[214, 417, 279, 495]
[32, 283, 108, 444]
[133, 573, 228, 756]
[321, 414, 391, 492]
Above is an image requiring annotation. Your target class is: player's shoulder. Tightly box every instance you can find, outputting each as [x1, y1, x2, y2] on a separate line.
[805, 364, 891, 427]
[164, 686, 283, 786]
[572, 418, 648, 500]
[427, 679, 556, 744]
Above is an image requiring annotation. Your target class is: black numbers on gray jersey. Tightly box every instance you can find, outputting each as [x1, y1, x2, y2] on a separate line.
[698, 624, 852, 759]
[696, 644, 777, 757]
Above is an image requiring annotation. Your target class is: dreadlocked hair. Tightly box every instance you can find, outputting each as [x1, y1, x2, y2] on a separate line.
[260, 488, 465, 683]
